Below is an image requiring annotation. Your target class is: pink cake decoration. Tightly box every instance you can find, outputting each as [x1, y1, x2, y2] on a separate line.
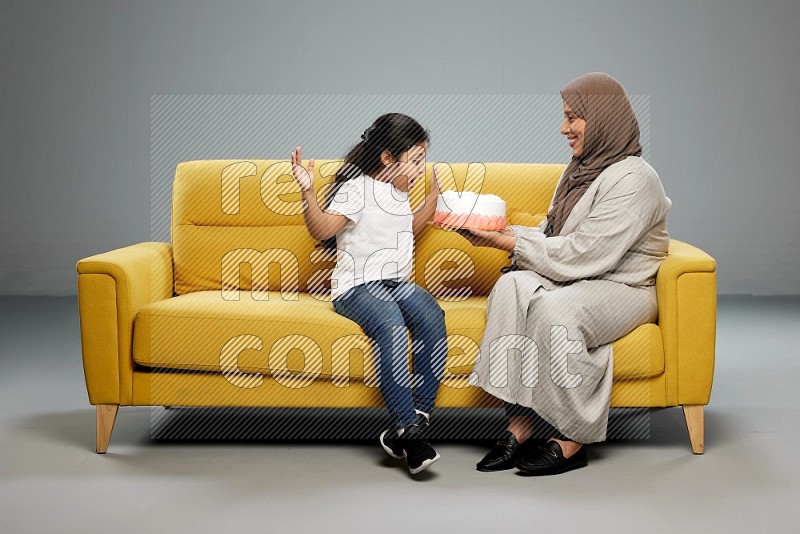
[432, 191, 506, 231]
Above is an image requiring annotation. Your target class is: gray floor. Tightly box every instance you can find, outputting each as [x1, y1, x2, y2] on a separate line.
[1, 295, 797, 533]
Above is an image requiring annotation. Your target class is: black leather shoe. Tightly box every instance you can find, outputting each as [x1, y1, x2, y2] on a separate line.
[476, 431, 522, 472]
[515, 440, 588, 476]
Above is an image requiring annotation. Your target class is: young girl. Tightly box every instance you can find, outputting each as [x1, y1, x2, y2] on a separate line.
[290, 113, 447, 475]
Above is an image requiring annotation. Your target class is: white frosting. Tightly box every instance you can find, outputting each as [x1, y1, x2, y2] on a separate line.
[436, 190, 505, 217]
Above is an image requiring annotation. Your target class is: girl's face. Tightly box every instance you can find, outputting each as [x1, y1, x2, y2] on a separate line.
[382, 142, 428, 192]
[560, 100, 586, 158]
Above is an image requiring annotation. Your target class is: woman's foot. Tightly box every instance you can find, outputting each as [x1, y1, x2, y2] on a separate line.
[477, 414, 542, 472]
[515, 438, 588, 476]
[476, 430, 520, 472]
[546, 438, 583, 459]
[476, 430, 545, 472]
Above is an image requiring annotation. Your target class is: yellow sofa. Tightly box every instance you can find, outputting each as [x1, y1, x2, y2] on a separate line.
[76, 160, 717, 454]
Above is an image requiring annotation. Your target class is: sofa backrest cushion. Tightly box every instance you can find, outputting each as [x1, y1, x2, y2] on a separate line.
[171, 159, 564, 297]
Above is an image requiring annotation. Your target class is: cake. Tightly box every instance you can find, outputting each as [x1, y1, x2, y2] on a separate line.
[433, 190, 506, 231]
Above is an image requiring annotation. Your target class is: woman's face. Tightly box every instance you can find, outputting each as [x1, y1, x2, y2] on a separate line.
[560, 100, 586, 158]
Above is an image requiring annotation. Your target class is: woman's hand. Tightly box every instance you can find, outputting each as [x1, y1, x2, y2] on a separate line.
[455, 227, 516, 252]
[290, 146, 315, 192]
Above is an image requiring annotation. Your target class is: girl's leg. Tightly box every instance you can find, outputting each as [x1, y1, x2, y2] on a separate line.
[333, 282, 417, 430]
[391, 282, 448, 417]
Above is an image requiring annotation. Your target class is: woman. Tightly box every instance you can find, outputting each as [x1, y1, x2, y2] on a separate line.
[459, 72, 672, 476]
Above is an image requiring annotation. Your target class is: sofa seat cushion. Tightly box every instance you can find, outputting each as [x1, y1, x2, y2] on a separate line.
[609, 323, 665, 379]
[132, 291, 490, 383]
[442, 320, 665, 380]
[132, 290, 663, 382]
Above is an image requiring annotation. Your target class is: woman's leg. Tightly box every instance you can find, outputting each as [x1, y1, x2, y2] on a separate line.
[503, 401, 536, 443]
[332, 282, 418, 430]
[391, 282, 448, 417]
[524, 280, 658, 455]
[476, 400, 540, 472]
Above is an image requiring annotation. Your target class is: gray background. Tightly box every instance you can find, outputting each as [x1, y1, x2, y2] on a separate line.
[2, 0, 798, 296]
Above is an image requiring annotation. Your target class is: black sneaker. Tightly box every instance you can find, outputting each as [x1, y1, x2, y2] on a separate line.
[398, 424, 440, 475]
[379, 428, 405, 459]
[379, 412, 429, 460]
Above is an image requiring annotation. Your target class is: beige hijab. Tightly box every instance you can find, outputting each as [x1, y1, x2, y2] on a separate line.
[544, 72, 642, 237]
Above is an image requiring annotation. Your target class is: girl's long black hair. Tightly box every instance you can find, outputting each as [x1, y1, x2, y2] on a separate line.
[318, 113, 430, 252]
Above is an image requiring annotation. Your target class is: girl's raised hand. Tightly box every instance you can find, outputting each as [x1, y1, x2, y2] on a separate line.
[430, 164, 442, 197]
[290, 146, 315, 192]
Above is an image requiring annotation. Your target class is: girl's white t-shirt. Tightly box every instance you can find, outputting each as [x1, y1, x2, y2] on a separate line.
[325, 174, 414, 301]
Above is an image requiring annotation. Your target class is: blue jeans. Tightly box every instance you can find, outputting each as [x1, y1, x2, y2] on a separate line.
[332, 280, 448, 430]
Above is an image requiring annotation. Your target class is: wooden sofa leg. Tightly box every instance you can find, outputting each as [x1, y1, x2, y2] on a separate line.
[682, 404, 704, 454]
[96, 404, 119, 454]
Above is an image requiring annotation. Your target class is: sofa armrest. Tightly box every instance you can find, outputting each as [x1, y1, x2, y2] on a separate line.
[655, 239, 717, 406]
[76, 242, 174, 405]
